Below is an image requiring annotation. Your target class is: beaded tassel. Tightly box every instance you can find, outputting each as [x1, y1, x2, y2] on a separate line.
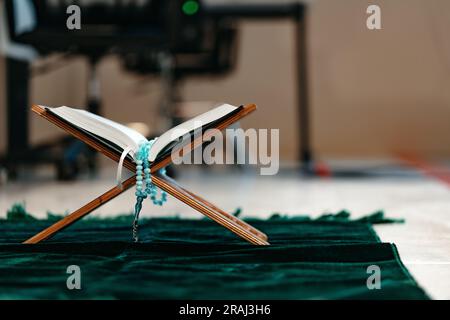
[132, 140, 168, 242]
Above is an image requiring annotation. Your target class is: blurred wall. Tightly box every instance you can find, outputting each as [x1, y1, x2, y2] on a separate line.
[1, 0, 450, 162]
[0, 57, 4, 153]
[309, 0, 450, 159]
[0, 56, 6, 152]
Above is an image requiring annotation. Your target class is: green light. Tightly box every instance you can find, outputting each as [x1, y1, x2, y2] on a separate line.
[182, 0, 199, 16]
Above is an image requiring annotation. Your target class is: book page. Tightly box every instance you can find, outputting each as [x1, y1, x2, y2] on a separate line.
[148, 104, 238, 162]
[45, 103, 238, 163]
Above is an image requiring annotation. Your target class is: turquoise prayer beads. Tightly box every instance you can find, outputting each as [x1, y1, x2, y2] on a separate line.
[132, 139, 168, 242]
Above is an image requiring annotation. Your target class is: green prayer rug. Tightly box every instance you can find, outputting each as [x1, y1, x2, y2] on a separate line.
[0, 210, 429, 300]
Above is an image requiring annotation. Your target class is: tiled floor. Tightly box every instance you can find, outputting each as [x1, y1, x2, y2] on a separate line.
[1, 161, 449, 299]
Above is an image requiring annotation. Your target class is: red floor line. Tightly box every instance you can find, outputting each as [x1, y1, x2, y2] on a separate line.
[314, 161, 332, 178]
[396, 153, 450, 187]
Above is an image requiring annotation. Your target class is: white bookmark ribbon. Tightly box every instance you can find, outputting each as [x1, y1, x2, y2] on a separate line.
[116, 146, 134, 190]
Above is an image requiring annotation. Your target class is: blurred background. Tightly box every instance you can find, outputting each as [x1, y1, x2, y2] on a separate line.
[2, 0, 450, 167]
[0, 0, 450, 298]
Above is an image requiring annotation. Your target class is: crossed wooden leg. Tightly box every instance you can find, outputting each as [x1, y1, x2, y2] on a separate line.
[23, 174, 269, 245]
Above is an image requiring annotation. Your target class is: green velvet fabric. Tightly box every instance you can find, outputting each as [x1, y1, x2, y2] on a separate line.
[0, 213, 429, 300]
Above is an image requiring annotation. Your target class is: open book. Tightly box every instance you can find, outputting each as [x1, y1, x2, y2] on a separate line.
[45, 103, 241, 163]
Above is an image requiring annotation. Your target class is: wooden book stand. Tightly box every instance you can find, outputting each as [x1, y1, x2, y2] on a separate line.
[23, 104, 270, 245]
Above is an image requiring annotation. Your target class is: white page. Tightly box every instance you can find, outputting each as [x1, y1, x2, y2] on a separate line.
[148, 104, 237, 162]
[45, 103, 238, 163]
[47, 106, 147, 159]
